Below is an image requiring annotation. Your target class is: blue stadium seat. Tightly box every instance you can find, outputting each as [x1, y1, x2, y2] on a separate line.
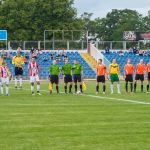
[103, 51, 150, 75]
[5, 51, 96, 78]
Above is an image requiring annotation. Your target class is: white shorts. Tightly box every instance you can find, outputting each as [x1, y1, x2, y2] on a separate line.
[1, 77, 9, 85]
[30, 75, 40, 83]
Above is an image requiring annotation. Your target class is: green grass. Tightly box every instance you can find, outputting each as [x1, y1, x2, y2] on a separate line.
[0, 81, 150, 150]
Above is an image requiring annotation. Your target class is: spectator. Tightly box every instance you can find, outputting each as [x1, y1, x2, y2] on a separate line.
[25, 51, 30, 59]
[30, 47, 34, 54]
[128, 47, 133, 53]
[143, 50, 148, 56]
[119, 50, 124, 56]
[56, 54, 60, 62]
[57, 50, 61, 57]
[63, 55, 68, 62]
[105, 47, 110, 53]
[61, 50, 67, 61]
[1, 49, 7, 58]
[32, 50, 37, 59]
[50, 53, 54, 60]
[139, 50, 143, 56]
[17, 47, 22, 53]
[62, 50, 65, 57]
[133, 47, 137, 54]
[56, 51, 61, 62]
[7, 52, 12, 60]
[39, 49, 43, 54]
[8, 46, 13, 52]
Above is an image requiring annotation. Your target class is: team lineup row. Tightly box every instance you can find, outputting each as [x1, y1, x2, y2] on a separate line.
[0, 52, 150, 96]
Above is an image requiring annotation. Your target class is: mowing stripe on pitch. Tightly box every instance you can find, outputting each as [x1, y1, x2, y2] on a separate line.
[9, 87, 150, 105]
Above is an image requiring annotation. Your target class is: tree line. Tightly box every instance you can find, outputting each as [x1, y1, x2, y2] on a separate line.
[0, 0, 150, 41]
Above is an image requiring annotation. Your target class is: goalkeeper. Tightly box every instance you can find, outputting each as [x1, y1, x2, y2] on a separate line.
[12, 52, 24, 89]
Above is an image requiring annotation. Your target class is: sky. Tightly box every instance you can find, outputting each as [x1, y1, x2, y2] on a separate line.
[74, 0, 150, 19]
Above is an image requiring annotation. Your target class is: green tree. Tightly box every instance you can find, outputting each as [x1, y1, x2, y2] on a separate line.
[92, 9, 146, 41]
[0, 0, 82, 40]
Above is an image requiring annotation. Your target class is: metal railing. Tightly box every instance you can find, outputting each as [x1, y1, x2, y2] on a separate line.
[95, 41, 150, 50]
[7, 40, 87, 50]
[1, 40, 150, 51]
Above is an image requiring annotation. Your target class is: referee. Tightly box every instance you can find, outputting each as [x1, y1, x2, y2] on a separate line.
[12, 52, 24, 89]
[49, 60, 60, 94]
[72, 59, 83, 94]
[62, 59, 73, 94]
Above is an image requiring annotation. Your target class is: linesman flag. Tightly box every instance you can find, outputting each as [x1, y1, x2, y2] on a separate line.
[49, 83, 53, 91]
[82, 81, 87, 91]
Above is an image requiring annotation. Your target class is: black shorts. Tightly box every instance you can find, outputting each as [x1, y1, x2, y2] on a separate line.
[148, 72, 150, 81]
[135, 74, 144, 81]
[64, 75, 72, 83]
[125, 74, 133, 82]
[15, 67, 23, 76]
[97, 75, 105, 83]
[74, 74, 81, 83]
[50, 75, 59, 84]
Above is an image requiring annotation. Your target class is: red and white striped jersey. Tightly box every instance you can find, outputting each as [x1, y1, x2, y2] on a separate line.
[0, 66, 8, 78]
[28, 62, 39, 76]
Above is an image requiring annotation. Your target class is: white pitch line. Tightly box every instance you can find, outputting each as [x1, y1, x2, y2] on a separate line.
[82, 94, 150, 105]
[9, 87, 150, 105]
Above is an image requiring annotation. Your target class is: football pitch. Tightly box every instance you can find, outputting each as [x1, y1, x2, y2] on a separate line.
[0, 81, 150, 150]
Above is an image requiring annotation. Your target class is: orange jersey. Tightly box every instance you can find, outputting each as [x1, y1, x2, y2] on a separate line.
[124, 64, 134, 75]
[136, 64, 145, 74]
[147, 63, 150, 72]
[96, 64, 106, 76]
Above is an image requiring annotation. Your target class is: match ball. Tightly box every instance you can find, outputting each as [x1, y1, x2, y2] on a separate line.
[77, 91, 81, 94]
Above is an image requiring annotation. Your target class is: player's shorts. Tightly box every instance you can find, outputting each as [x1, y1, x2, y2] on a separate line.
[50, 75, 59, 84]
[97, 75, 105, 83]
[73, 74, 81, 83]
[15, 67, 23, 76]
[125, 74, 133, 82]
[135, 74, 144, 81]
[1, 77, 9, 84]
[30, 75, 40, 83]
[64, 75, 72, 83]
[148, 72, 150, 81]
[110, 74, 119, 82]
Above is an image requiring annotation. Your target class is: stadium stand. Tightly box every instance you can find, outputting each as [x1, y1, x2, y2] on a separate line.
[88, 44, 150, 75]
[101, 50, 150, 75]
[81, 53, 97, 71]
[1, 47, 150, 79]
[2, 51, 96, 79]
